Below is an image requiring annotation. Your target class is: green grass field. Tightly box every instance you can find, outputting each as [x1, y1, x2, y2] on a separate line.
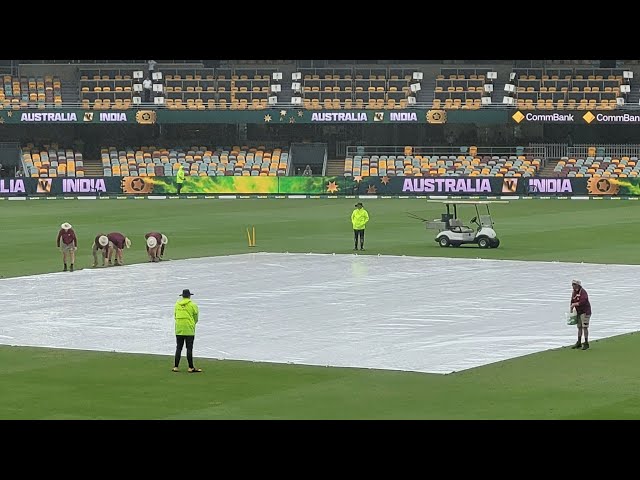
[2, 197, 640, 419]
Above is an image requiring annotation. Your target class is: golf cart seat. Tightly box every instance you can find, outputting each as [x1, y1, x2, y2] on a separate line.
[449, 218, 474, 233]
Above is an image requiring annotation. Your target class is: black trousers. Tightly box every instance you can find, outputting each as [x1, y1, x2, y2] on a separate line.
[354, 229, 365, 247]
[176, 183, 183, 194]
[175, 335, 195, 368]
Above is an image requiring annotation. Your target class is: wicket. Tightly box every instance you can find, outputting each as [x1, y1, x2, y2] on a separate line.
[246, 226, 256, 247]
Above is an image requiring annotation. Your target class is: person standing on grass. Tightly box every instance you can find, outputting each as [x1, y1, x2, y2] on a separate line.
[176, 163, 185, 195]
[570, 279, 592, 350]
[351, 202, 369, 251]
[173, 289, 202, 373]
[145, 231, 168, 262]
[56, 222, 77, 272]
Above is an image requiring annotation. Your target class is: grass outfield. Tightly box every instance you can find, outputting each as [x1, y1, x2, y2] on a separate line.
[1, 197, 640, 419]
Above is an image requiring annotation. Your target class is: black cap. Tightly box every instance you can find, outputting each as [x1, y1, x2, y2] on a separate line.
[180, 289, 193, 297]
[355, 202, 363, 207]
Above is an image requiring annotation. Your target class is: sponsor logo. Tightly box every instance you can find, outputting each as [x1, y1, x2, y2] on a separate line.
[502, 178, 518, 193]
[528, 178, 573, 193]
[20, 112, 78, 122]
[590, 112, 640, 124]
[62, 178, 107, 193]
[37, 178, 52, 193]
[512, 111, 525, 123]
[402, 178, 492, 193]
[100, 112, 128, 122]
[311, 112, 368, 122]
[135, 110, 157, 124]
[0, 179, 26, 193]
[121, 176, 154, 194]
[390, 112, 418, 122]
[426, 110, 447, 124]
[586, 177, 619, 195]
[514, 112, 575, 123]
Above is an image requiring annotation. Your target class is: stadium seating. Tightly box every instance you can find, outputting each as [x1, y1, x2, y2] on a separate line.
[343, 147, 541, 177]
[432, 68, 492, 110]
[164, 66, 280, 110]
[99, 145, 290, 177]
[79, 67, 139, 109]
[553, 155, 640, 177]
[21, 144, 84, 177]
[504, 67, 628, 110]
[7, 62, 637, 111]
[291, 66, 422, 109]
[0, 75, 62, 109]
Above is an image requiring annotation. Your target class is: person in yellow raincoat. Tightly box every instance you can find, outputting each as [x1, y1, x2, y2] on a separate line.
[172, 289, 202, 373]
[176, 163, 185, 195]
[351, 202, 370, 251]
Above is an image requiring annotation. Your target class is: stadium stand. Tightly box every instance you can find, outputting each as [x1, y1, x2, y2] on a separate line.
[79, 67, 135, 110]
[98, 145, 290, 177]
[4, 61, 637, 111]
[0, 75, 62, 109]
[342, 146, 541, 177]
[553, 154, 640, 177]
[290, 66, 423, 109]
[503, 67, 629, 110]
[66, 62, 282, 109]
[432, 68, 493, 110]
[21, 144, 84, 177]
[10, 61, 640, 184]
[163, 66, 281, 110]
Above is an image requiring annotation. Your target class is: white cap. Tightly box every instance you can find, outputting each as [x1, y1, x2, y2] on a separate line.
[571, 279, 581, 286]
[61, 222, 72, 230]
[98, 235, 109, 247]
[146, 236, 157, 248]
[161, 234, 168, 245]
[125, 237, 132, 249]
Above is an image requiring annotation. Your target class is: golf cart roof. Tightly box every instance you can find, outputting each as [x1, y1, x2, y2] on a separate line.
[427, 200, 510, 205]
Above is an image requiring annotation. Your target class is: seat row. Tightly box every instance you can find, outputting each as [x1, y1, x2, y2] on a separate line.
[22, 144, 84, 177]
[343, 154, 542, 177]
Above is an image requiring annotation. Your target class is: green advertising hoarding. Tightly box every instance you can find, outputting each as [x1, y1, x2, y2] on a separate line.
[121, 176, 355, 195]
[0, 175, 638, 197]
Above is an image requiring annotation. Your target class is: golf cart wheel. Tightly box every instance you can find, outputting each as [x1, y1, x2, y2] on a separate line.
[438, 236, 450, 247]
[492, 239, 500, 248]
[477, 237, 490, 249]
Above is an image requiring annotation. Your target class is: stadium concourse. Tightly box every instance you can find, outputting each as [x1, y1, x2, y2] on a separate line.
[1, 252, 639, 374]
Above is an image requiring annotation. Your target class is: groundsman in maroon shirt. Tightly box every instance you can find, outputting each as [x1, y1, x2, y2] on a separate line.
[145, 232, 168, 262]
[92, 234, 110, 267]
[106, 232, 131, 266]
[56, 222, 77, 272]
[570, 279, 592, 350]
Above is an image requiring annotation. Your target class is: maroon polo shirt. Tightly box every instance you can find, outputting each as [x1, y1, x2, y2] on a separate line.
[571, 286, 592, 316]
[107, 232, 127, 249]
[57, 228, 77, 247]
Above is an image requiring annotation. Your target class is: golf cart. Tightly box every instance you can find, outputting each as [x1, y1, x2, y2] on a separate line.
[412, 200, 507, 248]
